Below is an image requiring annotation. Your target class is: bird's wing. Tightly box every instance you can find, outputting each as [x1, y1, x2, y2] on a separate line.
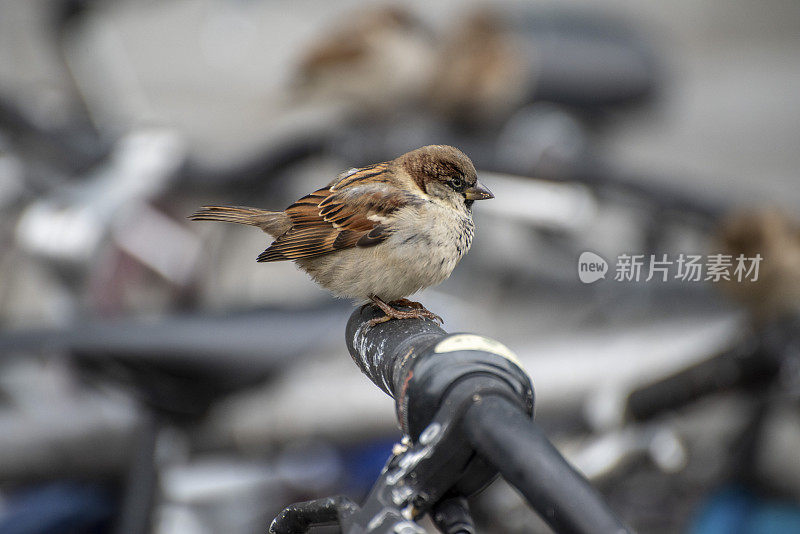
[257, 166, 419, 262]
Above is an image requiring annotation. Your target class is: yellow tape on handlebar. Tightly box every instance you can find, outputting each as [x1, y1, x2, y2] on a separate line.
[434, 334, 523, 369]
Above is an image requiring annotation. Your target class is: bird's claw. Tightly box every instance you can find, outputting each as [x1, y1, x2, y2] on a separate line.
[366, 296, 444, 327]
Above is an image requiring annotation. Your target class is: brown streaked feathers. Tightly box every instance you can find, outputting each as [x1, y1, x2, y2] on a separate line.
[190, 161, 421, 263]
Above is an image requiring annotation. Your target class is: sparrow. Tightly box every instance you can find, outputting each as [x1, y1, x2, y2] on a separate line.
[293, 5, 436, 112]
[190, 145, 493, 325]
[428, 9, 529, 124]
[716, 209, 800, 322]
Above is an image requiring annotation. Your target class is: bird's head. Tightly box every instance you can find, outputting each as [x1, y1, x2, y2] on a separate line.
[401, 145, 493, 210]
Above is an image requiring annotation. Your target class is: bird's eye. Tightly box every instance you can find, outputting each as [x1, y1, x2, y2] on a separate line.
[449, 177, 465, 191]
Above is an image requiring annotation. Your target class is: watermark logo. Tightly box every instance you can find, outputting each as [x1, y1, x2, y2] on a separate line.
[578, 251, 609, 284]
[578, 252, 762, 284]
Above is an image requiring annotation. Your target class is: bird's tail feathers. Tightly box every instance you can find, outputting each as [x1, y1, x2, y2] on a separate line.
[189, 206, 290, 237]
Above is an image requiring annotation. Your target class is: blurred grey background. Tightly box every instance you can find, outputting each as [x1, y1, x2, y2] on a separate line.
[2, 0, 799, 205]
[0, 1, 798, 533]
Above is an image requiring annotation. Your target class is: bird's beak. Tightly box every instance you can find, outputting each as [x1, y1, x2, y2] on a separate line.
[464, 181, 494, 201]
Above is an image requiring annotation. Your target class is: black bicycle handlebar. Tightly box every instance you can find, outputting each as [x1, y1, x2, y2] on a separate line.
[463, 396, 629, 534]
[345, 305, 534, 440]
[272, 304, 630, 533]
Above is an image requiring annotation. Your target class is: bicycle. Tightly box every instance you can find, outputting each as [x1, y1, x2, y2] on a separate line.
[270, 305, 631, 534]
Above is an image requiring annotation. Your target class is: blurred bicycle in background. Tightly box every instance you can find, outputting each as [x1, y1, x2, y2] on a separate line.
[0, 1, 798, 533]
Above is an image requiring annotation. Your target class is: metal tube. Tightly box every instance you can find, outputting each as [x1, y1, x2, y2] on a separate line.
[345, 305, 446, 397]
[463, 395, 630, 534]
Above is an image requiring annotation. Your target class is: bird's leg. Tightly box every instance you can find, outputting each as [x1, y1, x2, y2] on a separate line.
[367, 295, 444, 327]
[389, 298, 443, 324]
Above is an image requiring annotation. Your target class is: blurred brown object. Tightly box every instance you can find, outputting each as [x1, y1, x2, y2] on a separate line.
[716, 209, 800, 322]
[293, 5, 435, 111]
[427, 9, 529, 125]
